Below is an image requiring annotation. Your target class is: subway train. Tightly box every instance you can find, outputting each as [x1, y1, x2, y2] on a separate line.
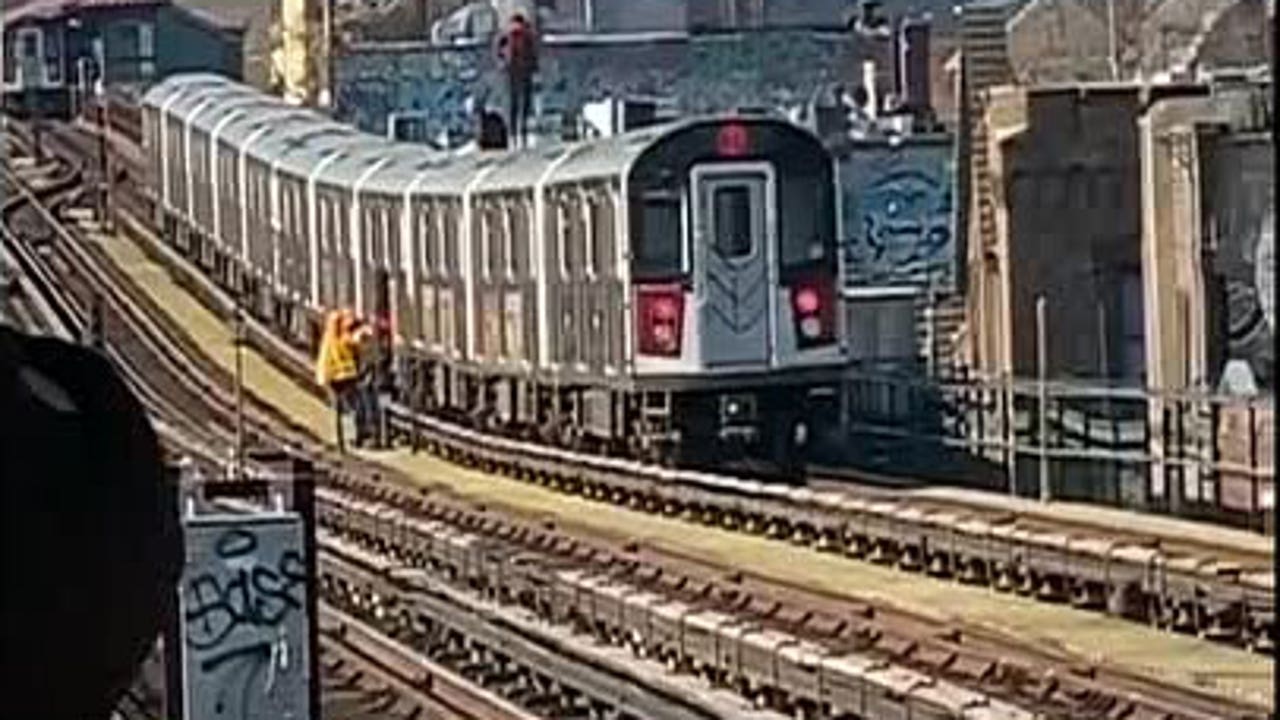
[141, 73, 844, 467]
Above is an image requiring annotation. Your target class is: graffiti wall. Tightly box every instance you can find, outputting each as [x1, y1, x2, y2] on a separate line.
[180, 516, 311, 720]
[837, 136, 957, 290]
[335, 30, 861, 142]
[1207, 133, 1274, 394]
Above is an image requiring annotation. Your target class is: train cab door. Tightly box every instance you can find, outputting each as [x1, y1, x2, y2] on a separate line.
[691, 164, 775, 369]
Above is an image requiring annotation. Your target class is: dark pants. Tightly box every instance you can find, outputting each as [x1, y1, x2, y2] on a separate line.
[331, 378, 357, 452]
[353, 376, 378, 447]
[508, 68, 533, 146]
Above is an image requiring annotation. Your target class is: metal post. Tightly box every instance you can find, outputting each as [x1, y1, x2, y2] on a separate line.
[289, 457, 322, 720]
[1036, 295, 1050, 502]
[1097, 299, 1114, 497]
[234, 297, 246, 480]
[1107, 0, 1119, 80]
[1248, 401, 1259, 530]
[97, 93, 111, 230]
[1004, 374, 1017, 497]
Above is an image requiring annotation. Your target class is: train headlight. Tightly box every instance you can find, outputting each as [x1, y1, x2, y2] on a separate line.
[799, 316, 823, 340]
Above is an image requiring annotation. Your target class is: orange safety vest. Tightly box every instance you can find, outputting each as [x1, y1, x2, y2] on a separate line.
[315, 310, 360, 387]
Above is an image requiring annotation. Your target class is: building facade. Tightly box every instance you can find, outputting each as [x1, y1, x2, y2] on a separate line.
[2, 0, 242, 115]
[1139, 82, 1273, 514]
[967, 83, 1204, 385]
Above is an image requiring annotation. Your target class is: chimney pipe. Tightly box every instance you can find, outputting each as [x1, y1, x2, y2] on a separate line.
[898, 17, 932, 121]
[862, 60, 879, 118]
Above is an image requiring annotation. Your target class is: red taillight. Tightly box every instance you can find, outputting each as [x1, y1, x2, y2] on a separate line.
[791, 276, 835, 348]
[717, 122, 750, 157]
[636, 285, 684, 357]
[793, 287, 821, 316]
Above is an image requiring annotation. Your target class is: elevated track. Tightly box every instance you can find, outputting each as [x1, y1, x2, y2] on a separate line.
[3, 116, 1273, 719]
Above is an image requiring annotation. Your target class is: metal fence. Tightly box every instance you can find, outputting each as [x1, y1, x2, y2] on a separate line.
[838, 364, 1275, 533]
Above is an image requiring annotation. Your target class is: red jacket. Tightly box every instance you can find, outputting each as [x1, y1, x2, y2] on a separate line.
[498, 18, 538, 73]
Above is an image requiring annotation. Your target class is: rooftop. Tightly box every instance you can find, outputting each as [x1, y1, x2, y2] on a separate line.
[3, 0, 165, 25]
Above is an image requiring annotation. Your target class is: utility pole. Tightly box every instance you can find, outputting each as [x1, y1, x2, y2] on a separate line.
[1107, 0, 1119, 80]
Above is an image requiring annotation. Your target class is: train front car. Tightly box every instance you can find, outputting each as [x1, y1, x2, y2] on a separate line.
[625, 118, 840, 470]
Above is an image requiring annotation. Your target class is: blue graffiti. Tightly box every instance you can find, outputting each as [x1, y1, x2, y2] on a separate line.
[841, 146, 956, 289]
[335, 31, 854, 141]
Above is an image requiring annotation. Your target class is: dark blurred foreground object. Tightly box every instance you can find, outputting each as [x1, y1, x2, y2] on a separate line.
[0, 325, 182, 718]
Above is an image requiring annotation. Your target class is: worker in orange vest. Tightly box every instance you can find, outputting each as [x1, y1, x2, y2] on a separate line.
[316, 309, 371, 452]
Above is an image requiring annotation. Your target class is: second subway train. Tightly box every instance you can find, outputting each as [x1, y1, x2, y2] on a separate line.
[141, 74, 843, 467]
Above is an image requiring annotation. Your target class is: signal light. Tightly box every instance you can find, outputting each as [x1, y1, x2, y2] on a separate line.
[794, 287, 821, 316]
[791, 276, 835, 348]
[716, 122, 750, 157]
[636, 285, 684, 357]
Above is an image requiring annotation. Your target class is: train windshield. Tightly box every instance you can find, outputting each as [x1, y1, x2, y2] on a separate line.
[633, 190, 683, 278]
[778, 174, 829, 271]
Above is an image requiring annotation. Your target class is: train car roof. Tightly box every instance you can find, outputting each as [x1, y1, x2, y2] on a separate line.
[220, 107, 321, 153]
[261, 122, 368, 179]
[144, 74, 822, 200]
[470, 144, 570, 195]
[141, 73, 234, 109]
[187, 94, 289, 140]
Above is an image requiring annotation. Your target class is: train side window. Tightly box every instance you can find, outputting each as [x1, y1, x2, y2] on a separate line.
[557, 196, 572, 280]
[509, 201, 529, 277]
[590, 192, 615, 278]
[437, 205, 450, 275]
[482, 205, 503, 280]
[420, 206, 436, 279]
[383, 203, 396, 271]
[582, 194, 597, 279]
[503, 202, 516, 280]
[477, 204, 490, 281]
[632, 190, 682, 278]
[444, 203, 459, 275]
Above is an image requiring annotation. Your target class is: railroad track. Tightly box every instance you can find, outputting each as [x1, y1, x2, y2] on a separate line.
[1, 141, 558, 720]
[6, 119, 1274, 719]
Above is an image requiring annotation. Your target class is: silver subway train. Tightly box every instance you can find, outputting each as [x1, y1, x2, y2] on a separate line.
[141, 74, 844, 467]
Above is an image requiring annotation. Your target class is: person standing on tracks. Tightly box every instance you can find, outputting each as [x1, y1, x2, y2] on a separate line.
[316, 309, 367, 452]
[496, 12, 539, 148]
[350, 313, 380, 449]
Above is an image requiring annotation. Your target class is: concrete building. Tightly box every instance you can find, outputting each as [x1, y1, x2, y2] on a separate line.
[1139, 81, 1273, 513]
[418, 0, 964, 38]
[2, 0, 245, 114]
[1006, 0, 1273, 84]
[173, 0, 275, 90]
[966, 83, 1205, 384]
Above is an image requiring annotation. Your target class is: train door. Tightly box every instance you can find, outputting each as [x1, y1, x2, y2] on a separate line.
[691, 165, 775, 369]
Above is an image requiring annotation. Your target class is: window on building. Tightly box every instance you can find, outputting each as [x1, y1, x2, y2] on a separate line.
[104, 21, 156, 83]
[3, 31, 16, 83]
[43, 29, 62, 84]
[13, 28, 42, 85]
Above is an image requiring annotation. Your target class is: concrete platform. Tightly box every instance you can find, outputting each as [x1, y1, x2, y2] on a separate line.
[906, 486, 1274, 558]
[91, 227, 1275, 712]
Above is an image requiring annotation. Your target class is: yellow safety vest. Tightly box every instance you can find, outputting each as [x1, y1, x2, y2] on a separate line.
[315, 312, 359, 387]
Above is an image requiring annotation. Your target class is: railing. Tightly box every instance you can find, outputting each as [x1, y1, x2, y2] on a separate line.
[838, 363, 1274, 533]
